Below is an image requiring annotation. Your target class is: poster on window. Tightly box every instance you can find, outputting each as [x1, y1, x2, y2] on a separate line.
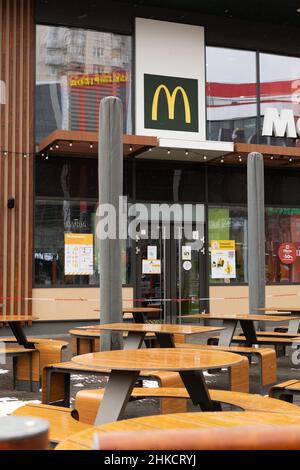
[65, 233, 94, 275]
[211, 240, 236, 279]
[142, 259, 161, 275]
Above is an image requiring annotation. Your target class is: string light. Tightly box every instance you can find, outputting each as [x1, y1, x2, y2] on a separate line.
[0, 150, 34, 157]
[129, 146, 133, 152]
[185, 150, 189, 156]
[69, 141, 73, 147]
[221, 158, 224, 163]
[203, 155, 207, 160]
[167, 149, 171, 155]
[89, 143, 94, 149]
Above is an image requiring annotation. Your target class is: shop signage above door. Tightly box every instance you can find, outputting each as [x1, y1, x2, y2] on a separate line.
[144, 74, 199, 132]
[135, 18, 206, 141]
[0, 80, 5, 104]
[262, 107, 300, 138]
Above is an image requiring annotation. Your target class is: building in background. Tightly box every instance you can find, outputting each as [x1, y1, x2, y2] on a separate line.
[1, 0, 300, 329]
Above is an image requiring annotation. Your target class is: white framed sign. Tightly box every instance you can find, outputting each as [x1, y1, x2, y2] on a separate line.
[135, 18, 206, 141]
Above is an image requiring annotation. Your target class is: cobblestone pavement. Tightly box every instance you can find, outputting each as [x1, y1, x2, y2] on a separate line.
[1, 333, 300, 418]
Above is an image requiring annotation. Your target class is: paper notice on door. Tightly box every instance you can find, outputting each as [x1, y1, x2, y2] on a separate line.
[142, 259, 161, 275]
[147, 246, 157, 260]
[65, 233, 94, 275]
[211, 240, 236, 279]
[182, 246, 192, 260]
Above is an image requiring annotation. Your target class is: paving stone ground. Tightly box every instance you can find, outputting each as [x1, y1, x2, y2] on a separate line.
[1, 332, 300, 418]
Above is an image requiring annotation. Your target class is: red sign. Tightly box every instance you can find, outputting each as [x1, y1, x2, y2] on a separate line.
[278, 243, 297, 265]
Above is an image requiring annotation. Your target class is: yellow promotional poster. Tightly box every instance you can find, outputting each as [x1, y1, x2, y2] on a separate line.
[65, 233, 94, 276]
[211, 240, 236, 279]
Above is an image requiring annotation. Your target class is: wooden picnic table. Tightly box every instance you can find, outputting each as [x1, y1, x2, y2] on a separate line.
[0, 315, 38, 349]
[256, 308, 300, 334]
[55, 411, 300, 450]
[182, 313, 296, 346]
[93, 323, 224, 349]
[72, 348, 243, 425]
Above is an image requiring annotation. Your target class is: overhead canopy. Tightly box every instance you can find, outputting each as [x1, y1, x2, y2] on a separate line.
[136, 138, 234, 162]
[37, 130, 158, 158]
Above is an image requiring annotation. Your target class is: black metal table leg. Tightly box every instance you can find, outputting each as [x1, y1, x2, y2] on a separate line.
[8, 321, 35, 349]
[94, 369, 140, 425]
[132, 312, 145, 323]
[155, 333, 175, 348]
[218, 320, 237, 346]
[124, 331, 146, 349]
[179, 370, 217, 411]
[240, 320, 257, 346]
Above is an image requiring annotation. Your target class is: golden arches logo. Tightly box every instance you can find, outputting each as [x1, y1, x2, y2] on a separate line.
[151, 85, 191, 124]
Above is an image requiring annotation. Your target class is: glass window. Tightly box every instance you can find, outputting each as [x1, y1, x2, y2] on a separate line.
[36, 25, 132, 143]
[207, 166, 247, 204]
[260, 53, 300, 147]
[34, 156, 132, 287]
[208, 206, 248, 284]
[136, 161, 205, 203]
[206, 47, 257, 144]
[265, 207, 300, 284]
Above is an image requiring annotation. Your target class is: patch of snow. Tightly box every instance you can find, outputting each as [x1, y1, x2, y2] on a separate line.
[73, 383, 85, 388]
[0, 369, 9, 375]
[143, 380, 159, 388]
[0, 398, 41, 417]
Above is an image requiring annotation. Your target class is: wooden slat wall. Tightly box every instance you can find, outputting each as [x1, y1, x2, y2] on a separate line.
[0, 0, 35, 316]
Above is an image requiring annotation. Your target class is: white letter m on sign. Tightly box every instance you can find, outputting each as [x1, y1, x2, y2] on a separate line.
[262, 107, 297, 138]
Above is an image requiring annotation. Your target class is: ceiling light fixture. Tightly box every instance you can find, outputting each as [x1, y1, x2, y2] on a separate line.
[185, 150, 189, 156]
[167, 149, 171, 155]
[270, 155, 274, 160]
[203, 155, 207, 160]
[129, 146, 133, 152]
[69, 141, 73, 147]
[289, 157, 293, 163]
[89, 143, 94, 149]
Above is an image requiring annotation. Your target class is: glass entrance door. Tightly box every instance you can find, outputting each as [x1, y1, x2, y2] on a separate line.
[135, 204, 207, 323]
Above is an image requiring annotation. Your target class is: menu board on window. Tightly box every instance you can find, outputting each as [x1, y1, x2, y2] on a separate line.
[211, 240, 236, 279]
[65, 233, 94, 276]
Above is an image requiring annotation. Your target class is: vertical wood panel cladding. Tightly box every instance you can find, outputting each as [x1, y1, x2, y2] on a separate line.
[0, 0, 35, 316]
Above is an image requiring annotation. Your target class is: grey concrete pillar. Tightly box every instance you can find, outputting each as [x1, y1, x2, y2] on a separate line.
[247, 152, 266, 321]
[98, 97, 123, 350]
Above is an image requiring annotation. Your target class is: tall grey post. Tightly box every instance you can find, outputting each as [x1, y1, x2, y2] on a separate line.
[98, 97, 123, 351]
[247, 152, 266, 321]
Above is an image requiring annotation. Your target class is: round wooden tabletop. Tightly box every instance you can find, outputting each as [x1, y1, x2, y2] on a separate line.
[92, 323, 224, 335]
[0, 316, 38, 322]
[55, 411, 300, 450]
[72, 348, 243, 372]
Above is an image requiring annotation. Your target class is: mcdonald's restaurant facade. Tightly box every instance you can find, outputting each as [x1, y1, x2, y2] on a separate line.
[1, 0, 300, 328]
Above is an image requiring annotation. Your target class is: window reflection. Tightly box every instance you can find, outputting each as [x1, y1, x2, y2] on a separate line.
[260, 53, 300, 147]
[206, 47, 257, 144]
[36, 25, 132, 143]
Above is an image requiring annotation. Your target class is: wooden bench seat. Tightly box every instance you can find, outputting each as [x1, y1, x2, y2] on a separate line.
[1, 337, 69, 391]
[178, 343, 276, 386]
[269, 380, 300, 403]
[12, 404, 92, 445]
[0, 347, 38, 391]
[42, 361, 187, 415]
[231, 335, 299, 345]
[255, 331, 300, 338]
[75, 387, 300, 424]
